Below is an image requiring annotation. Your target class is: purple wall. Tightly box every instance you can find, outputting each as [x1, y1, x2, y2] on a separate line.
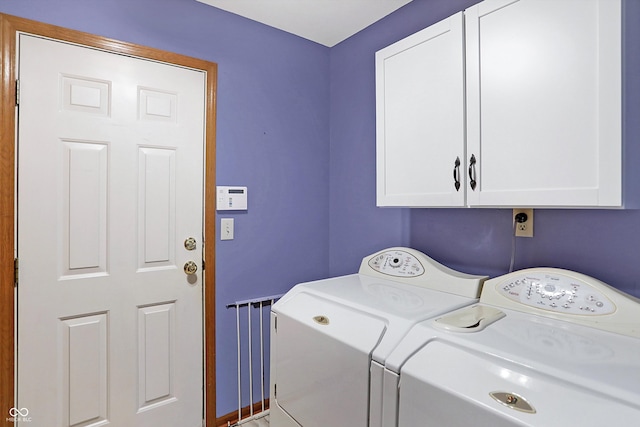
[329, 0, 640, 300]
[0, 0, 330, 417]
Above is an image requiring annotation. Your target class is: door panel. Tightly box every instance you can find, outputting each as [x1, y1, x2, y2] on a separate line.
[138, 302, 176, 409]
[62, 313, 109, 426]
[138, 147, 177, 269]
[17, 33, 205, 427]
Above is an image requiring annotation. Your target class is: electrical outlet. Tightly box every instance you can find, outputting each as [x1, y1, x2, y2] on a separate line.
[513, 208, 534, 238]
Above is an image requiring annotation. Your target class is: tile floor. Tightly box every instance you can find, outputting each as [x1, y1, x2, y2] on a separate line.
[236, 414, 269, 427]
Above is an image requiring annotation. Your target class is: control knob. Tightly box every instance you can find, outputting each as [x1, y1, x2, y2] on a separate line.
[389, 257, 403, 268]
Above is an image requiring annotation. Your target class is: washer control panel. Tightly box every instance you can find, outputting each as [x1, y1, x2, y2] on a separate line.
[482, 268, 640, 337]
[367, 249, 425, 277]
[496, 272, 615, 315]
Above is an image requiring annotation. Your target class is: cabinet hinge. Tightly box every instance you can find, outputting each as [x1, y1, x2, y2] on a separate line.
[274, 316, 277, 332]
[15, 79, 20, 106]
[14, 258, 18, 287]
[274, 383, 277, 399]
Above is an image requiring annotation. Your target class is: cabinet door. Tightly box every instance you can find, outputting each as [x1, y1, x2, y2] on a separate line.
[465, 0, 621, 207]
[376, 12, 465, 207]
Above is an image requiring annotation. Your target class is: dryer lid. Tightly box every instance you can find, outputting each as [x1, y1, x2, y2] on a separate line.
[273, 292, 386, 427]
[274, 273, 479, 363]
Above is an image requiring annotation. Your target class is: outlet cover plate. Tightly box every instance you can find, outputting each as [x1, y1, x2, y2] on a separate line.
[513, 208, 534, 238]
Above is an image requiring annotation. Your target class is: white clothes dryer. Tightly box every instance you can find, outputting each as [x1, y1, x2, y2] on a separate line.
[383, 267, 640, 426]
[269, 247, 487, 427]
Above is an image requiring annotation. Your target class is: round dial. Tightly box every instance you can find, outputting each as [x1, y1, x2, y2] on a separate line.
[368, 250, 425, 277]
[389, 257, 403, 268]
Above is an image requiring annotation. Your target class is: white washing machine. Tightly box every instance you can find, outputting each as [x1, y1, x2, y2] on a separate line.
[383, 267, 640, 426]
[269, 247, 487, 427]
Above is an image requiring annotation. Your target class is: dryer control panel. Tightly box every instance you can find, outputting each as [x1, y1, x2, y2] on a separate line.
[497, 272, 615, 315]
[367, 249, 425, 277]
[359, 248, 487, 299]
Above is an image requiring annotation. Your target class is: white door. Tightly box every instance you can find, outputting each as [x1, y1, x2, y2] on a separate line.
[17, 34, 205, 427]
[375, 12, 465, 207]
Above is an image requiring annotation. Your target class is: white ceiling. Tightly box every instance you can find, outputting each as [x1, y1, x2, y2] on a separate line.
[196, 0, 413, 47]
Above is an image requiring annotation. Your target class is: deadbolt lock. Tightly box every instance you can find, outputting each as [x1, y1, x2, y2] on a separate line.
[184, 237, 197, 251]
[184, 261, 198, 275]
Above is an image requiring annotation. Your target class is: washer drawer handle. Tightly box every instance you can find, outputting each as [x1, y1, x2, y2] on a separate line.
[489, 391, 536, 414]
[313, 315, 329, 325]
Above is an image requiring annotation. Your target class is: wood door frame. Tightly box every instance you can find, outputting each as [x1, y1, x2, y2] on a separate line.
[0, 14, 217, 426]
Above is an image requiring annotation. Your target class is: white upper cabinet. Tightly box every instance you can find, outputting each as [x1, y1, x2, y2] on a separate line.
[376, 0, 622, 208]
[376, 12, 465, 207]
[466, 0, 621, 207]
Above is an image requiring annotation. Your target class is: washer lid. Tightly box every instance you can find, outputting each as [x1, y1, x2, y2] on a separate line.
[398, 340, 640, 426]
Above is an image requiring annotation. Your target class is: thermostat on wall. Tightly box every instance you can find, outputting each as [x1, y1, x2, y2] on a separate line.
[217, 186, 248, 211]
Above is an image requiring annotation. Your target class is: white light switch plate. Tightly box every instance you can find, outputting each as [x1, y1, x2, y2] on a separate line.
[221, 218, 234, 240]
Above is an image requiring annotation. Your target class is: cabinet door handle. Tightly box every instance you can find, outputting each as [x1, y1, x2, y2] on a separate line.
[469, 154, 477, 191]
[453, 157, 461, 191]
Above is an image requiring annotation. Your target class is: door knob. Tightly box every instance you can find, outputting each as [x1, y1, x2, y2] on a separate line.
[184, 261, 198, 275]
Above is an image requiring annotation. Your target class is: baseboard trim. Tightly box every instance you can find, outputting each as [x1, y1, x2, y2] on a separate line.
[216, 399, 270, 427]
